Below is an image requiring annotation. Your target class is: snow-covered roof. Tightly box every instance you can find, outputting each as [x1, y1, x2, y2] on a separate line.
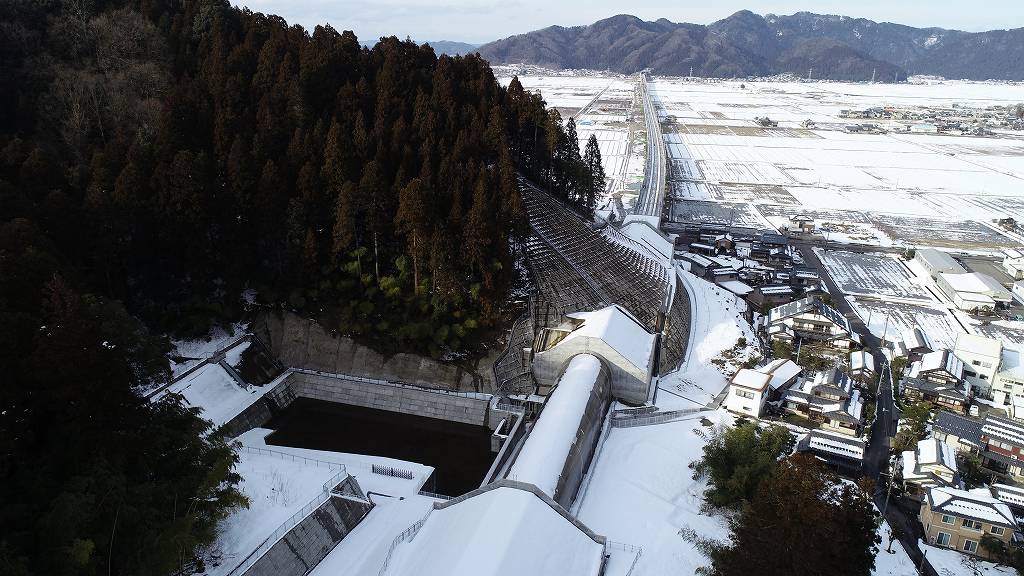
[767, 296, 850, 333]
[508, 354, 602, 498]
[730, 368, 772, 392]
[941, 272, 1012, 300]
[926, 486, 1016, 527]
[912, 350, 964, 380]
[850, 351, 875, 373]
[717, 279, 753, 296]
[384, 485, 605, 576]
[999, 347, 1024, 380]
[982, 414, 1024, 448]
[954, 333, 1002, 359]
[621, 220, 673, 262]
[992, 483, 1024, 508]
[805, 430, 865, 460]
[761, 358, 802, 390]
[916, 248, 963, 272]
[562, 305, 655, 375]
[758, 285, 793, 295]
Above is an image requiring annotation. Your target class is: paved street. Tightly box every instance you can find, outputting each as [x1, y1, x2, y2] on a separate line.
[800, 243, 939, 575]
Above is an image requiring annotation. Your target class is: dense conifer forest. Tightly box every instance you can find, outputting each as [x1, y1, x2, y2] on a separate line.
[0, 0, 602, 573]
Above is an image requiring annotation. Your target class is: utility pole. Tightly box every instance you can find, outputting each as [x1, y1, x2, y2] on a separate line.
[881, 311, 891, 348]
[917, 548, 928, 574]
[808, 68, 813, 81]
[871, 68, 877, 83]
[690, 65, 693, 78]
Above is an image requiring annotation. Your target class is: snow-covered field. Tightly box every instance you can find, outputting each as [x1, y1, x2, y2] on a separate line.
[849, 297, 966, 350]
[650, 78, 1024, 250]
[817, 249, 930, 301]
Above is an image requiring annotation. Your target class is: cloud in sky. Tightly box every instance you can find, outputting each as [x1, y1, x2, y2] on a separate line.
[239, 0, 1024, 45]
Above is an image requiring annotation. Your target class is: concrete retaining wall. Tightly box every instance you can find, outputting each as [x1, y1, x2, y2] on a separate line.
[288, 372, 490, 426]
[243, 477, 372, 576]
[254, 311, 495, 392]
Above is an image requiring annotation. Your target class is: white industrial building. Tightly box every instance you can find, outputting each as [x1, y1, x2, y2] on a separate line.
[915, 248, 966, 279]
[994, 346, 1024, 407]
[953, 334, 1002, 398]
[935, 272, 1011, 311]
[1003, 248, 1024, 280]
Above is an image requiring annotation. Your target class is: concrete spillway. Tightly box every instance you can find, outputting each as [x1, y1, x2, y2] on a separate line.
[507, 354, 610, 508]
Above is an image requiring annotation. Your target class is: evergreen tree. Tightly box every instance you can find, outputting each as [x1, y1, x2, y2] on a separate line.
[583, 134, 605, 216]
[703, 455, 880, 576]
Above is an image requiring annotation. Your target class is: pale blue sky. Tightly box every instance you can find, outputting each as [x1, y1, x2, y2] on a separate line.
[240, 1, 1024, 45]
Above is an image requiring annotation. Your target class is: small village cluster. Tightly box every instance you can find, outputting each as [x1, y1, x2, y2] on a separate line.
[837, 101, 1024, 135]
[670, 219, 1024, 564]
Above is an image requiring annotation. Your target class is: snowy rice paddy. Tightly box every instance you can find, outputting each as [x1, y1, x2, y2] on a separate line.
[651, 78, 1024, 249]
[815, 249, 930, 301]
[849, 297, 966, 350]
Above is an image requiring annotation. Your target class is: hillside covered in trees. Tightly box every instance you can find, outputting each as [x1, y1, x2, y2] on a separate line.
[0, 0, 601, 573]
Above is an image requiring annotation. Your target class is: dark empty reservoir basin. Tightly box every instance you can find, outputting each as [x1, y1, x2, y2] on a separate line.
[264, 397, 494, 496]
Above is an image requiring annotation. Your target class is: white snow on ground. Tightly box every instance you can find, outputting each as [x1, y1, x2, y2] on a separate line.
[816, 249, 930, 302]
[224, 340, 250, 367]
[163, 363, 268, 427]
[170, 322, 247, 377]
[849, 297, 966, 351]
[920, 542, 1016, 576]
[202, 429, 437, 576]
[201, 445, 344, 576]
[576, 410, 734, 576]
[657, 268, 758, 409]
[873, 513, 917, 576]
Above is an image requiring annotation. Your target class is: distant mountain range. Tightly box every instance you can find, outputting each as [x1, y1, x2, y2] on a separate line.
[424, 40, 479, 56]
[476, 11, 1024, 81]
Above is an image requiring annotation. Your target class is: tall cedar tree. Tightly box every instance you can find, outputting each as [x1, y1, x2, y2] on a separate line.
[0, 0, 602, 573]
[0, 0, 599, 355]
[705, 454, 880, 576]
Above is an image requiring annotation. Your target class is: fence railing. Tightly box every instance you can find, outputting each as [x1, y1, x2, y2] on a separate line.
[240, 445, 345, 473]
[606, 540, 644, 576]
[377, 509, 433, 576]
[416, 490, 453, 501]
[292, 368, 491, 401]
[372, 464, 415, 480]
[610, 407, 705, 428]
[223, 466, 350, 576]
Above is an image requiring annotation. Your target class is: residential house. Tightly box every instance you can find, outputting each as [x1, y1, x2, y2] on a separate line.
[849, 350, 876, 384]
[788, 215, 815, 234]
[993, 346, 1024, 407]
[797, 429, 866, 475]
[747, 285, 795, 311]
[953, 334, 1002, 398]
[782, 369, 864, 436]
[901, 378, 969, 413]
[919, 486, 1017, 559]
[980, 415, 1024, 479]
[932, 410, 983, 453]
[902, 438, 958, 498]
[765, 297, 858, 351]
[909, 350, 965, 387]
[725, 369, 771, 418]
[725, 359, 803, 417]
